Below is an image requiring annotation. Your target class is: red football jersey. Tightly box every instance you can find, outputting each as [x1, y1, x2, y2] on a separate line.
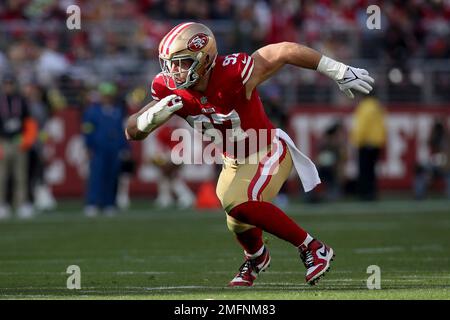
[151, 52, 275, 158]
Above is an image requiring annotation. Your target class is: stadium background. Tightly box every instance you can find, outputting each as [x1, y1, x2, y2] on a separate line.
[1, 0, 449, 198]
[0, 0, 449, 301]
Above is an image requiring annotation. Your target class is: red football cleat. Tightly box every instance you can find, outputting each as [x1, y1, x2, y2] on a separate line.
[228, 246, 271, 287]
[299, 239, 335, 285]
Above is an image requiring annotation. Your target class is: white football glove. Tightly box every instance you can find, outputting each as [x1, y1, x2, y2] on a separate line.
[317, 55, 375, 99]
[137, 94, 183, 132]
[336, 66, 375, 98]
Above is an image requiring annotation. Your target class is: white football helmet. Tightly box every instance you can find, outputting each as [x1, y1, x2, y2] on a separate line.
[158, 22, 218, 90]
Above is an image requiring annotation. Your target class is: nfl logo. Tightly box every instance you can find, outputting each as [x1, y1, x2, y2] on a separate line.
[200, 96, 208, 104]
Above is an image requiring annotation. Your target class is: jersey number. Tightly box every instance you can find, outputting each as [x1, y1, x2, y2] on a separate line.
[187, 110, 247, 141]
[222, 53, 239, 66]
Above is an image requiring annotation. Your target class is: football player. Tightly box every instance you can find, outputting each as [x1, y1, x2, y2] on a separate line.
[126, 23, 374, 286]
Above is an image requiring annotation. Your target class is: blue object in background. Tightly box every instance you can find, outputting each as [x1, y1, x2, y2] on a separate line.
[82, 98, 129, 211]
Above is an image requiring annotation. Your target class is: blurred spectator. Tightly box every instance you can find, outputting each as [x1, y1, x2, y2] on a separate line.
[23, 82, 56, 211]
[35, 36, 70, 86]
[82, 82, 129, 217]
[160, 0, 184, 20]
[0, 1, 448, 106]
[6, 38, 39, 86]
[149, 119, 195, 209]
[0, 0, 27, 21]
[116, 89, 136, 211]
[0, 75, 38, 219]
[262, 84, 288, 131]
[0, 51, 8, 74]
[317, 121, 346, 201]
[414, 119, 450, 200]
[351, 96, 387, 201]
[265, 0, 299, 45]
[211, 0, 234, 19]
[184, 0, 210, 20]
[117, 147, 135, 211]
[234, 1, 270, 53]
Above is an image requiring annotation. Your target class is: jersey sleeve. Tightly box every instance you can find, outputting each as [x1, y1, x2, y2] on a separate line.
[220, 52, 255, 93]
[236, 52, 255, 86]
[150, 73, 171, 101]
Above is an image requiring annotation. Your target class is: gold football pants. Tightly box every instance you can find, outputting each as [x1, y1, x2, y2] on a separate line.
[216, 138, 293, 233]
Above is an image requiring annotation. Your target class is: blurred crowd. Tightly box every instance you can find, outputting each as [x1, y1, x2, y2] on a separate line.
[0, 0, 449, 108]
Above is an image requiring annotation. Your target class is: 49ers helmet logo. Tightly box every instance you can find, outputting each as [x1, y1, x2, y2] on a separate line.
[187, 33, 209, 51]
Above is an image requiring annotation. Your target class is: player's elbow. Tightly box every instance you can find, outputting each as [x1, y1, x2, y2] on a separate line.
[124, 127, 133, 141]
[126, 114, 153, 141]
[125, 114, 144, 141]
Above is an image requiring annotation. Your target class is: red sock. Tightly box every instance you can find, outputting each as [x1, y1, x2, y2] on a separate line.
[229, 201, 308, 247]
[235, 227, 264, 255]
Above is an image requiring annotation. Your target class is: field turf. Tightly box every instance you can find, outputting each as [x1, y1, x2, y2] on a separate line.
[0, 199, 449, 300]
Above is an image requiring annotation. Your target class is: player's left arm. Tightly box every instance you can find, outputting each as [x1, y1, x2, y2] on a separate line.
[246, 42, 374, 99]
[125, 95, 182, 141]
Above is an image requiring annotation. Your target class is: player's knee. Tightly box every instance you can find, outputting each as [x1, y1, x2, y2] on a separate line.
[217, 193, 235, 213]
[221, 191, 246, 214]
[226, 214, 254, 233]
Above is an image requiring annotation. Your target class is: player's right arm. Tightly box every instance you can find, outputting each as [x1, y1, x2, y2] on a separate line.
[125, 95, 183, 141]
[247, 42, 374, 99]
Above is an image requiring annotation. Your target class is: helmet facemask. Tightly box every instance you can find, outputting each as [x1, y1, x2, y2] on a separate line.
[159, 54, 200, 90]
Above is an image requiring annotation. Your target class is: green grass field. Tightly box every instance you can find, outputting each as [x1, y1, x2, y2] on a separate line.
[0, 199, 449, 300]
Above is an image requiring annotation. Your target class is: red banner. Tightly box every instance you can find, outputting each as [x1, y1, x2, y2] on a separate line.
[288, 105, 450, 189]
[45, 106, 450, 196]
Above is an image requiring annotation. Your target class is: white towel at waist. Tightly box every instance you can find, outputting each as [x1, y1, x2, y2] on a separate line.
[275, 128, 321, 192]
